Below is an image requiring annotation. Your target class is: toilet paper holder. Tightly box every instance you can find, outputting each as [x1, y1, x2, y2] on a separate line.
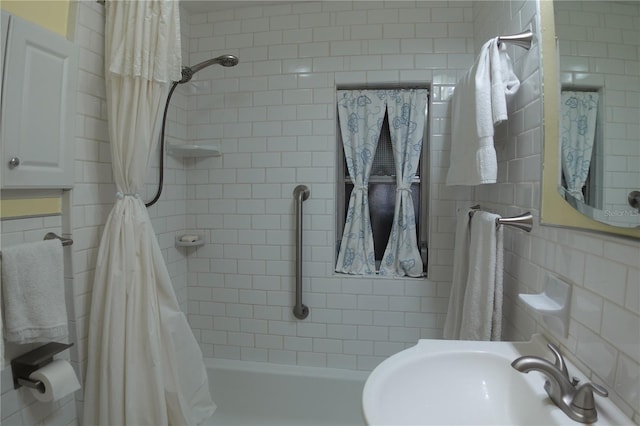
[11, 342, 74, 392]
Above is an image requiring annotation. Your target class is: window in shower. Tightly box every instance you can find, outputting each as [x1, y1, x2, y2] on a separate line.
[559, 88, 602, 208]
[335, 87, 429, 277]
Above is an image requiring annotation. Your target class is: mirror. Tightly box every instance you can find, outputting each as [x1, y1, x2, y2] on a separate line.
[539, 0, 640, 238]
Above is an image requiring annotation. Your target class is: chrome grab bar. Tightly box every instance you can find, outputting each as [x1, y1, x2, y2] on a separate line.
[293, 185, 310, 320]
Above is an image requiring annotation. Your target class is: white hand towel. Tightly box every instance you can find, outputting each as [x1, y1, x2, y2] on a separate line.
[442, 208, 473, 339]
[446, 38, 521, 186]
[459, 211, 504, 341]
[1, 240, 68, 343]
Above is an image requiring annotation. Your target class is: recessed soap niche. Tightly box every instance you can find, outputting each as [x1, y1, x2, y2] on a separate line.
[519, 273, 572, 337]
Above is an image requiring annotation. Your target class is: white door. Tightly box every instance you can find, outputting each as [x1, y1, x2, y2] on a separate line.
[1, 14, 77, 189]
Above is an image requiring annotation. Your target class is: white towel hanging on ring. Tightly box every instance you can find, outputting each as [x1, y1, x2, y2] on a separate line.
[446, 38, 520, 186]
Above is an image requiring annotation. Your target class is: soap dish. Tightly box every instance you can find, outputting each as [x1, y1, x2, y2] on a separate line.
[175, 235, 204, 247]
[519, 273, 572, 337]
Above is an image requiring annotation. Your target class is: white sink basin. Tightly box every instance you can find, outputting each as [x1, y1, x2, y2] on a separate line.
[362, 335, 632, 425]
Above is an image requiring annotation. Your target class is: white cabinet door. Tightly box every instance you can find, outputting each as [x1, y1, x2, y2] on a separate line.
[1, 14, 78, 189]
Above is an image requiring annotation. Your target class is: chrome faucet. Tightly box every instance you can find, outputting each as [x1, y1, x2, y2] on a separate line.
[511, 343, 608, 423]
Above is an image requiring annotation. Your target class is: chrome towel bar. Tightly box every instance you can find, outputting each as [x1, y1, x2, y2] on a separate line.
[495, 212, 534, 232]
[498, 30, 533, 50]
[0, 232, 73, 258]
[470, 205, 533, 232]
[43, 232, 74, 246]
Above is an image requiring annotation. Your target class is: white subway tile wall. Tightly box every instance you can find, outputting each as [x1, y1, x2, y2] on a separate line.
[66, 3, 109, 423]
[473, 1, 639, 422]
[181, 0, 475, 371]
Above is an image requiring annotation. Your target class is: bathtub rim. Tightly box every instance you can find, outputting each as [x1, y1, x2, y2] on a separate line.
[204, 357, 370, 382]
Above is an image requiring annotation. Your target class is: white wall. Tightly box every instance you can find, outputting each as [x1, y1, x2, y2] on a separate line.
[180, 0, 476, 370]
[473, 1, 640, 422]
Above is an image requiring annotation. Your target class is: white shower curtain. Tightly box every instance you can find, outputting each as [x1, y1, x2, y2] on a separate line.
[83, 1, 215, 424]
[560, 91, 599, 201]
[379, 89, 427, 277]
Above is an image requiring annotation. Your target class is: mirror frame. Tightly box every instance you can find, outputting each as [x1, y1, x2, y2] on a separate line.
[539, 1, 640, 239]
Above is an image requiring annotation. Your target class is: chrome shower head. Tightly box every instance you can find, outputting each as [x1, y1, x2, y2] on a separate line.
[178, 54, 239, 83]
[215, 54, 240, 68]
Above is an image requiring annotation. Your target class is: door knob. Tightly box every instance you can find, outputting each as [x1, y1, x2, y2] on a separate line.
[8, 157, 20, 169]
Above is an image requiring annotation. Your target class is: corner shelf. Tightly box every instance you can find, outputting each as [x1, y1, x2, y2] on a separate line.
[175, 235, 205, 248]
[167, 143, 221, 158]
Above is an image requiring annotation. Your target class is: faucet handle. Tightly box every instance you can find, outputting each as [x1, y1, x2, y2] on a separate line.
[586, 382, 608, 398]
[572, 382, 609, 414]
[547, 343, 570, 380]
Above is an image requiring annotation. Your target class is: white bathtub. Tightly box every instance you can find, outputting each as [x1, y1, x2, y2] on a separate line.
[203, 358, 368, 425]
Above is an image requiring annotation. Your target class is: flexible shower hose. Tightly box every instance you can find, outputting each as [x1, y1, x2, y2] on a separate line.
[145, 81, 179, 207]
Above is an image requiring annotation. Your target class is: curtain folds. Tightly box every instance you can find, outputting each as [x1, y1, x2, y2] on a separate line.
[379, 89, 427, 277]
[107, 0, 182, 83]
[83, 2, 215, 424]
[336, 89, 427, 277]
[560, 91, 599, 201]
[335, 90, 387, 274]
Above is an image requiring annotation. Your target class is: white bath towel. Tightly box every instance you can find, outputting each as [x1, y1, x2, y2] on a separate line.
[446, 38, 520, 186]
[459, 211, 504, 341]
[442, 208, 474, 339]
[1, 240, 68, 343]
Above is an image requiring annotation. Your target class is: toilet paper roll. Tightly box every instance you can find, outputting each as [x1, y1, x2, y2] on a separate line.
[28, 359, 81, 402]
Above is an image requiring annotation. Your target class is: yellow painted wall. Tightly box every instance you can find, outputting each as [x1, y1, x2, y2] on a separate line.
[0, 197, 62, 219]
[1, 0, 69, 37]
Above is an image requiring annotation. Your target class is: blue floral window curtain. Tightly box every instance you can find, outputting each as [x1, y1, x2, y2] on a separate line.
[336, 90, 387, 274]
[336, 89, 427, 276]
[560, 91, 599, 201]
[380, 89, 428, 277]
